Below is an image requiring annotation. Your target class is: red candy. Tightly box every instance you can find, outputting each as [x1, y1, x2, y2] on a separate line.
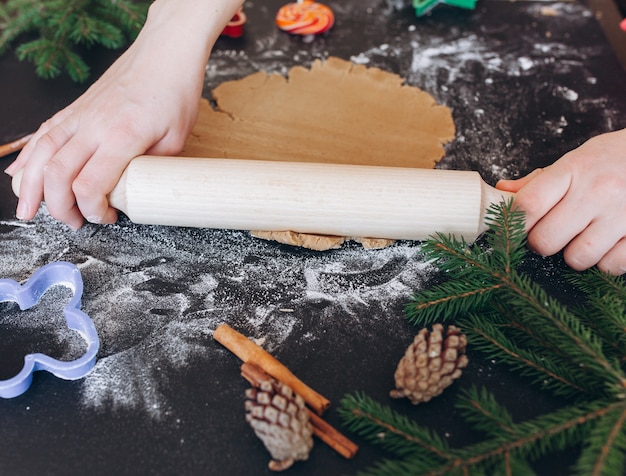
[276, 0, 334, 36]
[221, 8, 247, 38]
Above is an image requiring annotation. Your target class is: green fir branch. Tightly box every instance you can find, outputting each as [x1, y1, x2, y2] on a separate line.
[575, 406, 626, 476]
[339, 392, 451, 461]
[61, 47, 90, 83]
[420, 232, 499, 279]
[405, 281, 503, 325]
[483, 198, 528, 273]
[464, 314, 598, 398]
[93, 0, 148, 32]
[0, 0, 149, 81]
[353, 454, 462, 476]
[568, 269, 626, 365]
[568, 268, 626, 306]
[0, 0, 41, 53]
[455, 385, 518, 438]
[341, 390, 626, 476]
[576, 293, 626, 367]
[340, 199, 626, 475]
[69, 14, 125, 48]
[410, 202, 626, 395]
[501, 272, 626, 393]
[449, 400, 622, 472]
[15, 37, 64, 79]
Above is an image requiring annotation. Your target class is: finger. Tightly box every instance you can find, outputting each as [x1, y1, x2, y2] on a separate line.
[495, 168, 544, 193]
[5, 130, 47, 177]
[42, 137, 97, 229]
[525, 186, 600, 257]
[14, 167, 44, 221]
[596, 238, 626, 276]
[5, 109, 73, 175]
[145, 140, 184, 157]
[145, 126, 189, 157]
[72, 152, 122, 225]
[598, 238, 626, 276]
[511, 163, 573, 232]
[562, 218, 626, 271]
[13, 122, 77, 220]
[73, 131, 149, 225]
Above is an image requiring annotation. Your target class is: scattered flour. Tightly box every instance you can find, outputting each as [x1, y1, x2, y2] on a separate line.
[0, 208, 434, 419]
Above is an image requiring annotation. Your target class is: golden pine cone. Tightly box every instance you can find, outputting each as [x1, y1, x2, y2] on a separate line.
[245, 378, 314, 471]
[390, 323, 468, 404]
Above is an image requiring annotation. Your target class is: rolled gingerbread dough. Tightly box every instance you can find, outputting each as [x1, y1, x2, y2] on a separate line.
[181, 56, 455, 250]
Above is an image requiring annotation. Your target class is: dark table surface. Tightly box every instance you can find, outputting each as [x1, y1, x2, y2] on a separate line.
[1, 1, 626, 475]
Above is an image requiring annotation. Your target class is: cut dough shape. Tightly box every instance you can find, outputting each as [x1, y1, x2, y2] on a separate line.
[181, 56, 455, 250]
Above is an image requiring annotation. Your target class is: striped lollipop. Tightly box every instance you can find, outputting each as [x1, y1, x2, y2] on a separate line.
[276, 0, 335, 35]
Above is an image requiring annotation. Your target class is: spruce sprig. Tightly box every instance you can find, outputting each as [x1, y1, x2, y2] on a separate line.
[0, 0, 149, 82]
[454, 385, 518, 438]
[462, 312, 596, 399]
[340, 199, 626, 475]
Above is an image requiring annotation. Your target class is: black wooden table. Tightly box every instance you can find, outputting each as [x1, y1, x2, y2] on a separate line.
[1, 1, 625, 475]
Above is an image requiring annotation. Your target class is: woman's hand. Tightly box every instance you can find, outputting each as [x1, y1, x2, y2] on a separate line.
[497, 129, 626, 275]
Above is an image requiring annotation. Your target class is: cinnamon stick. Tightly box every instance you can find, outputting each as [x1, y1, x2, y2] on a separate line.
[308, 410, 359, 459]
[214, 323, 330, 415]
[241, 361, 358, 459]
[0, 133, 33, 159]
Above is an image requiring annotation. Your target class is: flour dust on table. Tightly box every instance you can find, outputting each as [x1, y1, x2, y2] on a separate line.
[0, 208, 434, 419]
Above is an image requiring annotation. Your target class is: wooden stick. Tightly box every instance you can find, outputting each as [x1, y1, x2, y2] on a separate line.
[0, 133, 33, 158]
[214, 323, 330, 415]
[241, 362, 358, 459]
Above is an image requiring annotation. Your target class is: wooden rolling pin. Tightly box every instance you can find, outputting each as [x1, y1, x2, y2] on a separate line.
[12, 156, 513, 242]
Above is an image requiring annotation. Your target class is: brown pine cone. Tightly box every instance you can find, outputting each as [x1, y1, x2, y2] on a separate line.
[245, 377, 314, 471]
[390, 323, 468, 404]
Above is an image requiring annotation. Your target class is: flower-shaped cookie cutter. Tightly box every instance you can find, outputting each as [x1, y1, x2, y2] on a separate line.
[0, 262, 99, 398]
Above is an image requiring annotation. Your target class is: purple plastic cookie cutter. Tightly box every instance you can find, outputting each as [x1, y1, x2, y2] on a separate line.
[0, 261, 99, 398]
